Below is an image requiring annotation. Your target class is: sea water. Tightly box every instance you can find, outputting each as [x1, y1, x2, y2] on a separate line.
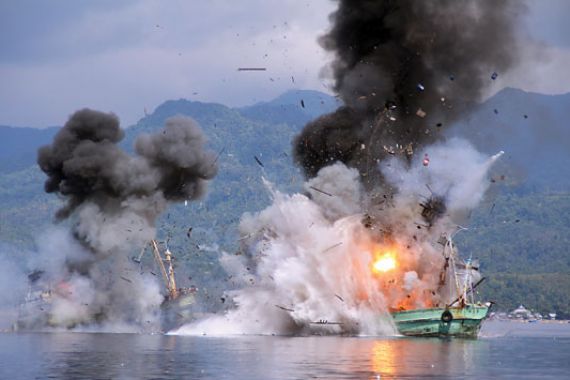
[0, 321, 568, 379]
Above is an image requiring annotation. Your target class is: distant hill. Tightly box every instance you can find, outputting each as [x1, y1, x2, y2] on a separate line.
[0, 126, 59, 174]
[450, 88, 570, 192]
[0, 88, 569, 317]
[237, 89, 341, 126]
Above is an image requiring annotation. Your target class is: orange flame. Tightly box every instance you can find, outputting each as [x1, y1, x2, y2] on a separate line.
[367, 244, 438, 311]
[372, 252, 397, 273]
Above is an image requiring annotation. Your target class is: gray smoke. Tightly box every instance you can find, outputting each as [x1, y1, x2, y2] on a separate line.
[294, 0, 525, 182]
[38, 110, 217, 221]
[32, 109, 217, 330]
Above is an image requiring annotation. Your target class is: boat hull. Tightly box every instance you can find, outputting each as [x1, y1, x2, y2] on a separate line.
[391, 305, 489, 338]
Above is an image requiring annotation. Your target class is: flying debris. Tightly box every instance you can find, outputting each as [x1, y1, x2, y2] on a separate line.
[405, 143, 414, 159]
[385, 100, 397, 110]
[300, 100, 305, 108]
[422, 153, 430, 166]
[322, 242, 343, 253]
[416, 108, 427, 118]
[275, 305, 294, 312]
[310, 320, 343, 325]
[120, 276, 133, 283]
[210, 146, 226, 168]
[420, 195, 447, 226]
[417, 83, 425, 91]
[28, 270, 44, 283]
[186, 227, 193, 238]
[491, 72, 499, 80]
[254, 155, 264, 167]
[309, 186, 333, 197]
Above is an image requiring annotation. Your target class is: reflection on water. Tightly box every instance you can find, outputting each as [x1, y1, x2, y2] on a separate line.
[371, 340, 397, 376]
[369, 338, 482, 378]
[1, 323, 569, 379]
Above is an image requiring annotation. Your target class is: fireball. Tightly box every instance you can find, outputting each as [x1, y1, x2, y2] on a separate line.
[372, 253, 397, 273]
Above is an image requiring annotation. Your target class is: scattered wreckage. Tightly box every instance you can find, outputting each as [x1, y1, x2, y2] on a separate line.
[15, 240, 199, 332]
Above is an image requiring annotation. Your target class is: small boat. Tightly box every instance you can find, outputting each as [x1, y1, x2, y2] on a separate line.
[391, 234, 491, 338]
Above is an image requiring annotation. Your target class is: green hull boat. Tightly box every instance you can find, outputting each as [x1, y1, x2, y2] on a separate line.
[391, 304, 490, 338]
[387, 232, 492, 338]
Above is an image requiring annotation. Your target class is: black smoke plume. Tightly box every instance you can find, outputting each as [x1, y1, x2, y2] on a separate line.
[38, 109, 217, 226]
[294, 0, 524, 182]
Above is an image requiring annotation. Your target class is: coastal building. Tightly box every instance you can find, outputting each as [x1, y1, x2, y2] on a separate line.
[509, 305, 533, 320]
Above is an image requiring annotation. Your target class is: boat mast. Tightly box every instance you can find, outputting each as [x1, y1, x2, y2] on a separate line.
[150, 240, 179, 300]
[164, 246, 179, 300]
[442, 226, 478, 307]
[447, 238, 465, 306]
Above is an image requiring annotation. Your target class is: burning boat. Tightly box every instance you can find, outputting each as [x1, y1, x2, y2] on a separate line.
[389, 234, 490, 338]
[15, 239, 198, 332]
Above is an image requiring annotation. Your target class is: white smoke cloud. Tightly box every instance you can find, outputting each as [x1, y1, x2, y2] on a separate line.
[0, 248, 29, 330]
[305, 162, 363, 221]
[7, 226, 164, 333]
[381, 138, 501, 216]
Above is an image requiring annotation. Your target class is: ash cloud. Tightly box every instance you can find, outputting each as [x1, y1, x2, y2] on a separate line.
[28, 109, 218, 331]
[294, 0, 525, 182]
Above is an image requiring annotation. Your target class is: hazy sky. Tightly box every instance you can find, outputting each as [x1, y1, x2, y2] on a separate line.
[1, 0, 569, 128]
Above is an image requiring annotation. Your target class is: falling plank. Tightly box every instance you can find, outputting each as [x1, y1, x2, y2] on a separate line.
[309, 186, 333, 197]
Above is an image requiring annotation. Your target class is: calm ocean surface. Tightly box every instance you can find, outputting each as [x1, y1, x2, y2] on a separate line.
[1, 321, 568, 379]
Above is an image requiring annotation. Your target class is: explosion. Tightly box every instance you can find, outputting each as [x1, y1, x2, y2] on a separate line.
[372, 251, 397, 274]
[174, 0, 521, 336]
[20, 0, 521, 336]
[23, 109, 218, 332]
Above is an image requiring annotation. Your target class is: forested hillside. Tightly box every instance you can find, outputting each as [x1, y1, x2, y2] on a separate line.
[0, 88, 568, 317]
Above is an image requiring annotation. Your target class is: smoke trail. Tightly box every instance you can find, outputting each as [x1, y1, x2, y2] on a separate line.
[294, 0, 524, 181]
[27, 109, 217, 331]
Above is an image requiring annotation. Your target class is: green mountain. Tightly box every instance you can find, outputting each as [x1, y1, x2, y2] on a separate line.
[0, 88, 568, 317]
[0, 125, 58, 174]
